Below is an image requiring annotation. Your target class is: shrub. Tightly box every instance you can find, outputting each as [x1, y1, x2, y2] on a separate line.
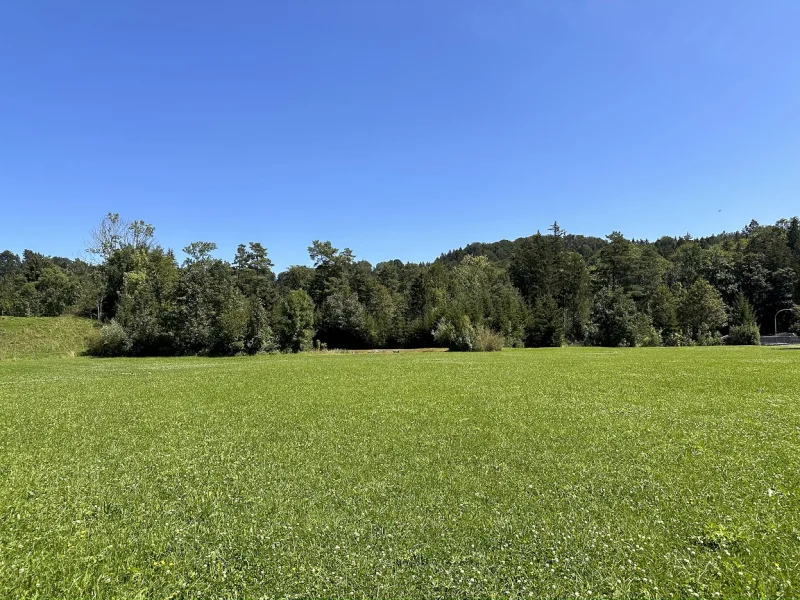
[696, 325, 723, 346]
[288, 328, 314, 353]
[244, 301, 278, 354]
[433, 318, 503, 352]
[663, 331, 694, 347]
[728, 323, 760, 345]
[86, 320, 130, 356]
[119, 308, 164, 356]
[728, 294, 760, 345]
[503, 334, 525, 349]
[473, 326, 504, 352]
[433, 316, 475, 351]
[632, 313, 661, 347]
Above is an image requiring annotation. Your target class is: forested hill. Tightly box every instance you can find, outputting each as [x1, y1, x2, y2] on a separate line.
[1, 214, 798, 356]
[437, 232, 607, 266]
[436, 228, 750, 267]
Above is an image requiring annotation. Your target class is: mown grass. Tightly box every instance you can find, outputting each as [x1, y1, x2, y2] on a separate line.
[0, 316, 97, 360]
[0, 347, 798, 598]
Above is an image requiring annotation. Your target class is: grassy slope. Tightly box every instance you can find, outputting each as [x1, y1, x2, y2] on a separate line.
[0, 316, 97, 360]
[0, 347, 798, 598]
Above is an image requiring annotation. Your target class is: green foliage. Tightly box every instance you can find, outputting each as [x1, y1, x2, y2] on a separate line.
[215, 297, 249, 356]
[596, 231, 635, 291]
[590, 287, 639, 347]
[183, 241, 218, 263]
[728, 324, 760, 345]
[277, 265, 315, 293]
[649, 285, 678, 336]
[279, 289, 315, 352]
[509, 233, 557, 303]
[662, 331, 695, 347]
[87, 213, 156, 260]
[433, 316, 504, 352]
[727, 294, 760, 345]
[695, 522, 746, 550]
[632, 313, 661, 347]
[86, 320, 130, 357]
[473, 325, 504, 351]
[509, 227, 591, 343]
[526, 296, 564, 347]
[0, 250, 22, 279]
[678, 279, 727, 341]
[173, 251, 248, 355]
[36, 267, 76, 316]
[432, 315, 476, 351]
[448, 255, 527, 348]
[667, 241, 705, 287]
[317, 289, 368, 348]
[363, 283, 396, 347]
[233, 242, 276, 308]
[695, 325, 724, 346]
[3, 214, 800, 353]
[244, 300, 278, 354]
[558, 251, 592, 341]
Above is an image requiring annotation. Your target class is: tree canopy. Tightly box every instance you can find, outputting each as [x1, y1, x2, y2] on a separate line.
[2, 216, 798, 354]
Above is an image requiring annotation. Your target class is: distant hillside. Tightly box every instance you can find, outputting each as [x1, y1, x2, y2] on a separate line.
[0, 316, 98, 360]
[435, 228, 749, 267]
[436, 233, 607, 266]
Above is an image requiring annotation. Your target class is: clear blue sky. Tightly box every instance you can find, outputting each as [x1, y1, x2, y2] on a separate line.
[2, 1, 799, 270]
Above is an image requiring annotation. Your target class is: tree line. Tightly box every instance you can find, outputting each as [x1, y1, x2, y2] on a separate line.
[1, 214, 798, 355]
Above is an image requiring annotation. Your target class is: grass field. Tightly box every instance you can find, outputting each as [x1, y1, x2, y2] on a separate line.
[0, 316, 96, 361]
[1, 348, 798, 598]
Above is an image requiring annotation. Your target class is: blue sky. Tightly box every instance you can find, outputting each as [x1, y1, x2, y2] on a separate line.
[2, 1, 799, 270]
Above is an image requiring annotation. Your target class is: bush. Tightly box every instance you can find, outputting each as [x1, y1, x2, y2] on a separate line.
[119, 309, 165, 356]
[696, 325, 723, 346]
[86, 320, 130, 356]
[244, 301, 278, 354]
[474, 326, 504, 352]
[433, 316, 475, 351]
[728, 295, 760, 345]
[662, 331, 694, 347]
[433, 317, 503, 352]
[287, 328, 314, 353]
[632, 313, 661, 347]
[728, 323, 760, 345]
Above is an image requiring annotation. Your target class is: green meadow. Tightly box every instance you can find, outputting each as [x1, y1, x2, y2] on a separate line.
[0, 317, 97, 361]
[1, 347, 798, 598]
